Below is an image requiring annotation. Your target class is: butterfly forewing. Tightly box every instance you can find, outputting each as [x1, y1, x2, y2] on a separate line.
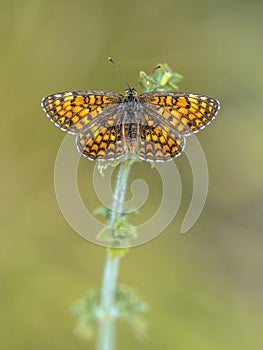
[139, 92, 220, 135]
[41, 90, 123, 134]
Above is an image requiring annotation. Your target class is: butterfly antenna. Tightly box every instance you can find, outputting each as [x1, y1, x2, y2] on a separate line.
[134, 64, 162, 89]
[108, 57, 131, 89]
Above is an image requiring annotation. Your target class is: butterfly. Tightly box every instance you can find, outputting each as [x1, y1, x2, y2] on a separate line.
[41, 87, 220, 161]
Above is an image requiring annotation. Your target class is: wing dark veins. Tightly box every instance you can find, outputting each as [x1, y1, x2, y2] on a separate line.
[138, 101, 183, 134]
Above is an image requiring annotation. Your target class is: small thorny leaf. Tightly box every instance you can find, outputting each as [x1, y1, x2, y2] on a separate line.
[72, 285, 149, 341]
[95, 206, 138, 247]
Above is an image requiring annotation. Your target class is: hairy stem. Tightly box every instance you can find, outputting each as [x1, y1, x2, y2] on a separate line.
[97, 159, 134, 350]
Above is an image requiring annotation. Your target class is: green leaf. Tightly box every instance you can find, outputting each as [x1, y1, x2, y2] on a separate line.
[139, 63, 183, 92]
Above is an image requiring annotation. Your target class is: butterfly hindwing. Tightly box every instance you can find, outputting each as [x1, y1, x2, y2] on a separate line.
[138, 111, 185, 161]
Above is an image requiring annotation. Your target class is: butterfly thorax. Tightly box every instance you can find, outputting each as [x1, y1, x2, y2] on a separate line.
[122, 87, 140, 114]
[122, 88, 141, 153]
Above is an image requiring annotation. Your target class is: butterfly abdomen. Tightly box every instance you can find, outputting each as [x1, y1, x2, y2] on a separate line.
[123, 123, 140, 153]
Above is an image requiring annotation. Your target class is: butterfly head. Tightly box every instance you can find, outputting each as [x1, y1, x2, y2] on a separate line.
[124, 87, 138, 97]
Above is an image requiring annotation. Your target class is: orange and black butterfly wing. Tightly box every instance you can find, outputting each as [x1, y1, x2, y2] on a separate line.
[138, 109, 185, 162]
[41, 90, 122, 134]
[42, 90, 129, 160]
[139, 92, 220, 135]
[76, 103, 129, 160]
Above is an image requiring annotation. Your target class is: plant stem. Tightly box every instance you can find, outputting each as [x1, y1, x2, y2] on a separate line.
[97, 159, 134, 350]
[96, 252, 120, 350]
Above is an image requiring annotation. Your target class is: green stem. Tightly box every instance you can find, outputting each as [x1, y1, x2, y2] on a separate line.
[96, 252, 120, 350]
[97, 159, 134, 350]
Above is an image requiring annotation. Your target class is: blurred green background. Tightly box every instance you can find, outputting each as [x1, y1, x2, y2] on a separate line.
[1, 0, 263, 349]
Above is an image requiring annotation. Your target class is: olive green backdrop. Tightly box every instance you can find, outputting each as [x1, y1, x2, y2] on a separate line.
[1, 0, 262, 349]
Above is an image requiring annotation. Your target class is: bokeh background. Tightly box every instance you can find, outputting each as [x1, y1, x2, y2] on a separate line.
[1, 0, 263, 349]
